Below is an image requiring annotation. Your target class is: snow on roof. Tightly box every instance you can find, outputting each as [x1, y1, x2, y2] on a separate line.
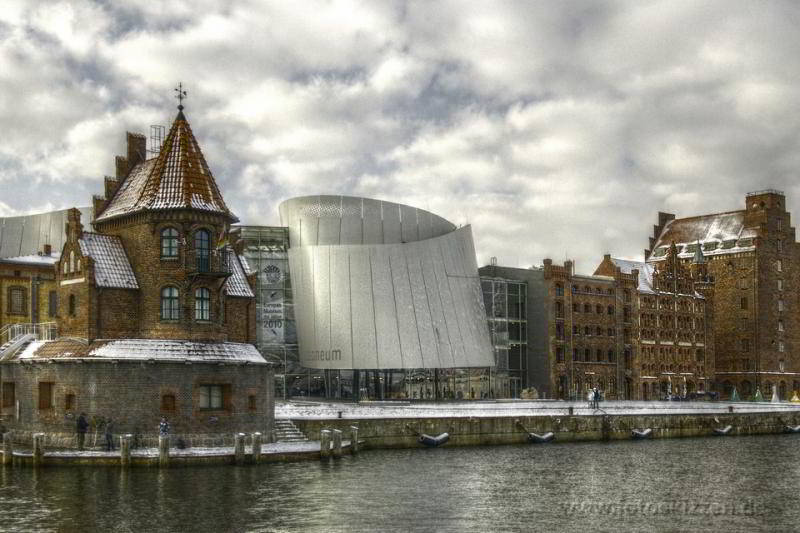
[650, 211, 757, 260]
[611, 258, 655, 293]
[224, 247, 254, 298]
[0, 252, 60, 266]
[19, 338, 266, 364]
[79, 232, 139, 289]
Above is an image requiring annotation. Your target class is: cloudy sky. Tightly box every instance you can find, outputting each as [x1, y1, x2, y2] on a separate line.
[2, 1, 800, 273]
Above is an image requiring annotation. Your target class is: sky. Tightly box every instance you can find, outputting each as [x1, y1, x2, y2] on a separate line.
[2, 0, 800, 274]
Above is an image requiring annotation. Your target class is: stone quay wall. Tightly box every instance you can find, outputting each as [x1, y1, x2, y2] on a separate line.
[292, 410, 800, 448]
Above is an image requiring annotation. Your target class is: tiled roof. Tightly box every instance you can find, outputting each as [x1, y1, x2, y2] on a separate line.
[650, 211, 757, 261]
[79, 232, 139, 289]
[224, 247, 255, 298]
[95, 110, 235, 222]
[18, 338, 266, 364]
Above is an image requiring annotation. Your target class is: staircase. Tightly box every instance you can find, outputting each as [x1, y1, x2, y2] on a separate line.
[0, 322, 57, 361]
[273, 419, 309, 442]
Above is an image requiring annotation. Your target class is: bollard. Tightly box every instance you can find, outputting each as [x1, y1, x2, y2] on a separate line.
[120, 434, 132, 467]
[234, 433, 246, 465]
[728, 405, 734, 413]
[33, 433, 45, 467]
[350, 426, 359, 454]
[332, 429, 343, 458]
[568, 406, 574, 416]
[252, 432, 262, 464]
[320, 430, 331, 459]
[2, 434, 12, 466]
[158, 435, 170, 468]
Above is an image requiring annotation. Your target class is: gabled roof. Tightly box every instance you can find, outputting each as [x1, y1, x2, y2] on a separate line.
[79, 232, 138, 289]
[649, 211, 757, 261]
[95, 110, 236, 223]
[224, 247, 254, 298]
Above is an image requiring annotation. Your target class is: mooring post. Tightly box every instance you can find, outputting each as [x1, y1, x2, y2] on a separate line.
[252, 432, 262, 464]
[32, 433, 45, 467]
[120, 434, 132, 467]
[350, 426, 359, 454]
[332, 429, 343, 458]
[2, 433, 12, 466]
[158, 435, 170, 468]
[234, 433, 246, 465]
[568, 406, 574, 416]
[320, 430, 331, 459]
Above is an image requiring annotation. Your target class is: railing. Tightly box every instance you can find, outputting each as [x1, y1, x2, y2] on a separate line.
[189, 249, 231, 275]
[0, 322, 58, 346]
[746, 189, 784, 197]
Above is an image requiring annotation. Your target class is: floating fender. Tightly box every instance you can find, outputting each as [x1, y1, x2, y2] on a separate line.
[418, 433, 449, 447]
[784, 425, 800, 433]
[528, 432, 555, 444]
[631, 428, 653, 439]
[713, 425, 733, 436]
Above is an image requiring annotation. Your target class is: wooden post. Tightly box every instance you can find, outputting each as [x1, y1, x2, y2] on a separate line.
[252, 432, 262, 464]
[120, 434, 132, 467]
[32, 433, 45, 467]
[319, 430, 331, 459]
[332, 429, 343, 458]
[2, 433, 13, 466]
[158, 435, 170, 468]
[350, 426, 359, 454]
[234, 433, 246, 465]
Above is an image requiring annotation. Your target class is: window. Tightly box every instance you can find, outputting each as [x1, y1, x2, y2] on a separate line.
[69, 250, 75, 273]
[161, 394, 176, 412]
[2, 382, 15, 408]
[596, 348, 603, 362]
[584, 326, 590, 335]
[195, 288, 211, 321]
[556, 346, 564, 362]
[584, 348, 590, 362]
[740, 297, 748, 310]
[199, 385, 224, 410]
[584, 304, 590, 313]
[573, 348, 579, 361]
[161, 228, 180, 258]
[48, 291, 58, 318]
[248, 395, 257, 411]
[7, 287, 26, 314]
[607, 305, 614, 315]
[778, 239, 783, 253]
[608, 350, 615, 362]
[195, 229, 211, 272]
[779, 320, 785, 332]
[69, 294, 76, 316]
[779, 342, 785, 353]
[596, 304, 602, 314]
[555, 284, 563, 297]
[38, 382, 54, 410]
[741, 339, 750, 352]
[779, 299, 785, 312]
[65, 393, 75, 412]
[161, 287, 180, 320]
[778, 279, 784, 291]
[777, 259, 782, 272]
[607, 328, 613, 337]
[624, 290, 631, 303]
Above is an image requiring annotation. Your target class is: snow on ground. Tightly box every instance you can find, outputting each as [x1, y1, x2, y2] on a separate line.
[11, 440, 340, 457]
[277, 399, 800, 420]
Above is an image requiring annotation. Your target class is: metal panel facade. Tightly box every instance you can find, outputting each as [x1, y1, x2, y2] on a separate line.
[282, 195, 493, 370]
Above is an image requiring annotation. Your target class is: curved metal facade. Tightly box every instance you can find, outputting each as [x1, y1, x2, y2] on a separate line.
[280, 195, 494, 370]
[0, 207, 91, 258]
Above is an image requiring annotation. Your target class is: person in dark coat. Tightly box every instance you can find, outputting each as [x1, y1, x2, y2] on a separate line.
[104, 418, 115, 451]
[76, 413, 89, 450]
[159, 417, 170, 436]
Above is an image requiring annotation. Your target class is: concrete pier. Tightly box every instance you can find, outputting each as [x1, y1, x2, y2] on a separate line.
[32, 433, 45, 467]
[252, 432, 262, 464]
[350, 426, 359, 454]
[234, 433, 246, 465]
[158, 435, 170, 468]
[2, 433, 11, 465]
[319, 430, 331, 459]
[120, 434, 132, 467]
[332, 429, 343, 458]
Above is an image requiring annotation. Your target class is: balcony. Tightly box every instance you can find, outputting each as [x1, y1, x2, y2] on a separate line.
[187, 249, 232, 278]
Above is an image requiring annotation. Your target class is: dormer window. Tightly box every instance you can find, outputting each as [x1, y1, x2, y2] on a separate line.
[161, 228, 179, 258]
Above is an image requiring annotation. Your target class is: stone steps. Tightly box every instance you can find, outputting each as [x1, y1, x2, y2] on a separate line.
[273, 419, 308, 442]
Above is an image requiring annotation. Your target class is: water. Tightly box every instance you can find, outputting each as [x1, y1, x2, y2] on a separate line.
[2, 434, 798, 532]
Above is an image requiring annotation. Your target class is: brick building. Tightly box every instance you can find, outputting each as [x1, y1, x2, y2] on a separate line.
[0, 249, 59, 336]
[643, 190, 797, 399]
[0, 105, 273, 446]
[479, 259, 638, 400]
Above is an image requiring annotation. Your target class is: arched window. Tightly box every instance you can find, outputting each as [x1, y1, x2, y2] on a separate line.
[195, 288, 211, 320]
[584, 303, 590, 313]
[63, 261, 68, 275]
[584, 348, 590, 362]
[161, 228, 179, 258]
[607, 305, 614, 315]
[195, 229, 211, 272]
[555, 283, 563, 297]
[161, 287, 180, 320]
[69, 250, 75, 273]
[596, 348, 603, 362]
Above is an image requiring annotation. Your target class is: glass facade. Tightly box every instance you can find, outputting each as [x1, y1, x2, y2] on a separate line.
[482, 278, 528, 398]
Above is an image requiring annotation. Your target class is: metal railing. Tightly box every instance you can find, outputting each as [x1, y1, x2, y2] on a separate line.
[189, 249, 231, 274]
[0, 322, 58, 346]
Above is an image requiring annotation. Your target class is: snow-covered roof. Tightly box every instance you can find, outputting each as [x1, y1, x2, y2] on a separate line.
[17, 338, 266, 364]
[610, 258, 655, 294]
[79, 232, 139, 289]
[0, 252, 60, 266]
[224, 247, 254, 298]
[95, 110, 235, 223]
[649, 211, 757, 261]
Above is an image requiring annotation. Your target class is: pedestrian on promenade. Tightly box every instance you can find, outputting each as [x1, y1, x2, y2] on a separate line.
[76, 413, 89, 450]
[159, 416, 170, 436]
[592, 387, 599, 409]
[104, 417, 115, 451]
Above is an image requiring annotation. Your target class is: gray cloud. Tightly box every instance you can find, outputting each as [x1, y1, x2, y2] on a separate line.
[2, 0, 800, 272]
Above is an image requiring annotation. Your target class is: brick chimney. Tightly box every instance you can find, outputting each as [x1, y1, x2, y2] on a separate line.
[126, 132, 147, 170]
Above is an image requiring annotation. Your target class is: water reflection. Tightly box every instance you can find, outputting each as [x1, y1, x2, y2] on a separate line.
[2, 435, 800, 532]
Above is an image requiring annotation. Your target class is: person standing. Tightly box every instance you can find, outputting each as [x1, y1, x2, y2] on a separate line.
[159, 417, 170, 437]
[76, 413, 89, 450]
[104, 417, 115, 452]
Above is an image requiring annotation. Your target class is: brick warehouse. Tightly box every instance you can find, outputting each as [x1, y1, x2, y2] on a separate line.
[644, 190, 798, 400]
[0, 104, 274, 446]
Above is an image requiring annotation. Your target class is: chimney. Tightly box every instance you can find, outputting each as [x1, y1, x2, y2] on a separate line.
[127, 132, 147, 170]
[66, 208, 83, 243]
[564, 260, 573, 275]
[115, 155, 128, 179]
[104, 176, 120, 200]
[604, 253, 611, 261]
[43, 244, 52, 256]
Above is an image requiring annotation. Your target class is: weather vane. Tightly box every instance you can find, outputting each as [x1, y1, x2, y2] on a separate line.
[174, 83, 187, 110]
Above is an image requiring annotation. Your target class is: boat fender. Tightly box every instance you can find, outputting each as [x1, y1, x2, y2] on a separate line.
[631, 428, 653, 439]
[528, 432, 555, 444]
[418, 433, 449, 447]
[713, 425, 733, 436]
